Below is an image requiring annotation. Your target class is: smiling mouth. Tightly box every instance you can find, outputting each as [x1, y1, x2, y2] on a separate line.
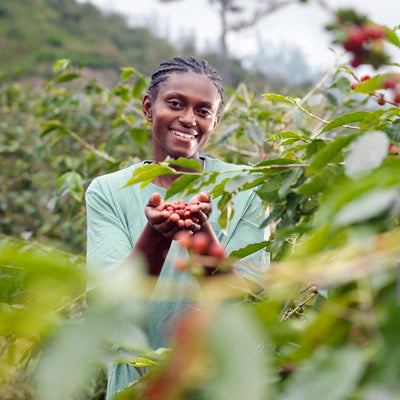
[171, 130, 197, 140]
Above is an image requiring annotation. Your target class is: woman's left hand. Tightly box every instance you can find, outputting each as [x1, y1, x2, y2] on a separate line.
[187, 191, 212, 229]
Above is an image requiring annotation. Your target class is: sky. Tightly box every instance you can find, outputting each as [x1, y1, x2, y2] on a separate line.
[77, 0, 400, 77]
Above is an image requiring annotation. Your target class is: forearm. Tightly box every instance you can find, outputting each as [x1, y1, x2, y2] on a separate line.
[128, 222, 173, 276]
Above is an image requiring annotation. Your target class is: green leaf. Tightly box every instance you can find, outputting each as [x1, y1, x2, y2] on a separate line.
[165, 173, 202, 199]
[304, 139, 326, 160]
[130, 128, 148, 148]
[164, 157, 202, 171]
[353, 75, 382, 94]
[246, 121, 265, 146]
[320, 111, 370, 134]
[256, 174, 287, 203]
[204, 306, 271, 400]
[53, 59, 71, 72]
[336, 76, 351, 94]
[220, 122, 240, 142]
[334, 188, 399, 227]
[255, 158, 302, 168]
[295, 165, 342, 196]
[307, 134, 358, 175]
[358, 109, 386, 131]
[224, 173, 255, 193]
[56, 173, 68, 196]
[229, 241, 269, 258]
[217, 193, 235, 232]
[385, 26, 400, 48]
[279, 139, 299, 146]
[56, 72, 80, 83]
[211, 177, 231, 198]
[132, 77, 147, 98]
[281, 143, 309, 156]
[278, 167, 304, 198]
[263, 93, 296, 104]
[112, 85, 131, 102]
[66, 172, 84, 202]
[40, 120, 65, 137]
[278, 346, 366, 400]
[268, 131, 311, 142]
[385, 118, 400, 142]
[121, 164, 177, 189]
[344, 131, 389, 178]
[120, 67, 135, 81]
[129, 357, 158, 368]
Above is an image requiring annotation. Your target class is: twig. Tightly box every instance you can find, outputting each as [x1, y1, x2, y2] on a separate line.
[68, 129, 118, 163]
[280, 292, 318, 321]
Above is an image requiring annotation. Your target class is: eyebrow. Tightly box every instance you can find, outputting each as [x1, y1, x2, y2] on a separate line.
[164, 91, 217, 110]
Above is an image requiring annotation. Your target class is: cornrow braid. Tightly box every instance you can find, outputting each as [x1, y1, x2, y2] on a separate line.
[147, 56, 224, 113]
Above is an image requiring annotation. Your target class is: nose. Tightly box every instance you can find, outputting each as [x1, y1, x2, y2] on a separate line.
[179, 108, 197, 127]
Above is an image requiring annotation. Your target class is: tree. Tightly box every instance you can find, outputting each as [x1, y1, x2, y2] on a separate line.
[160, 0, 300, 85]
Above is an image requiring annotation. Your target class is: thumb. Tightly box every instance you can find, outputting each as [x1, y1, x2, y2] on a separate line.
[148, 192, 162, 207]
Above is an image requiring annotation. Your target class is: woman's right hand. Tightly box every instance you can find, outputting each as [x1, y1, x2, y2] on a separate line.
[145, 192, 186, 239]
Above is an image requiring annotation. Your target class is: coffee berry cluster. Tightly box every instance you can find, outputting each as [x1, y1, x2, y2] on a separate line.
[164, 199, 199, 223]
[174, 231, 227, 274]
[343, 23, 387, 68]
[327, 9, 389, 69]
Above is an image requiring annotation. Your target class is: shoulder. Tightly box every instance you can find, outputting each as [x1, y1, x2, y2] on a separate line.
[203, 156, 245, 172]
[86, 161, 147, 195]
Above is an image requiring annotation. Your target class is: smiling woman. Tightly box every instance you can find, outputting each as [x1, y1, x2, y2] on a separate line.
[142, 71, 221, 166]
[85, 55, 269, 399]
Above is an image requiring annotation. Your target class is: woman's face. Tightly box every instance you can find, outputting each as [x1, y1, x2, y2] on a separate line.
[142, 71, 221, 163]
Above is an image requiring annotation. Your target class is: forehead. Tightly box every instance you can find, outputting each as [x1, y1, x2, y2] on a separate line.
[157, 71, 220, 105]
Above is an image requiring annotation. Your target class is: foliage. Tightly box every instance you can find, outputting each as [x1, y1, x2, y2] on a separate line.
[2, 4, 400, 400]
[0, 0, 177, 81]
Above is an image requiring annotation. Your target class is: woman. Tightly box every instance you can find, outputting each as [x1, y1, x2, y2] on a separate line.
[85, 56, 269, 398]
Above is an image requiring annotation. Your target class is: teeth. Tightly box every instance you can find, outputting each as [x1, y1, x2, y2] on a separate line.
[172, 130, 196, 139]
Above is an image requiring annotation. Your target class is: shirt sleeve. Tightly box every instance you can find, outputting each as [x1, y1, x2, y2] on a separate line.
[85, 177, 134, 289]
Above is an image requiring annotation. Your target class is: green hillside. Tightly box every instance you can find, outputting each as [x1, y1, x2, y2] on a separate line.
[0, 0, 178, 80]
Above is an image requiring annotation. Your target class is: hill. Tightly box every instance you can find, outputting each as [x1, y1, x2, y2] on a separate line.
[0, 0, 178, 81]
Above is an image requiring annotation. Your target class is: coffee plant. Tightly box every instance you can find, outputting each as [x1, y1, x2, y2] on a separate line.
[1, 6, 400, 400]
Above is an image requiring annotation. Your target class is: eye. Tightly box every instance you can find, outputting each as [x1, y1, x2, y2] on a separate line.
[168, 100, 182, 109]
[198, 108, 212, 117]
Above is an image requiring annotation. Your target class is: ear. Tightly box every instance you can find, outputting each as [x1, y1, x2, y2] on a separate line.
[213, 114, 221, 129]
[142, 94, 153, 122]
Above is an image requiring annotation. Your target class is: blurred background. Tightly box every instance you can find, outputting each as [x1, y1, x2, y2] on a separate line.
[2, 0, 399, 91]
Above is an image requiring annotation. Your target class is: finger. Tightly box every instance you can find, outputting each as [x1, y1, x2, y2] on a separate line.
[162, 220, 186, 239]
[147, 192, 162, 207]
[153, 213, 181, 233]
[183, 218, 201, 233]
[198, 191, 210, 202]
[146, 207, 170, 224]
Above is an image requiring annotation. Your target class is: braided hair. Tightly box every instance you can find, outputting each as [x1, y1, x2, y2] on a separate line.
[147, 56, 224, 114]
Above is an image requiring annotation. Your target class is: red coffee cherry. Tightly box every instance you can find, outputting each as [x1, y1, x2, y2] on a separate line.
[360, 74, 371, 82]
[363, 24, 385, 40]
[208, 242, 226, 260]
[175, 230, 192, 249]
[191, 232, 210, 254]
[383, 76, 399, 89]
[350, 82, 358, 90]
[165, 199, 201, 224]
[388, 145, 400, 154]
[174, 258, 187, 271]
[344, 27, 366, 52]
[377, 97, 386, 105]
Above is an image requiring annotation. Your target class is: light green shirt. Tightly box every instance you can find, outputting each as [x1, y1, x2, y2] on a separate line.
[85, 156, 269, 398]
